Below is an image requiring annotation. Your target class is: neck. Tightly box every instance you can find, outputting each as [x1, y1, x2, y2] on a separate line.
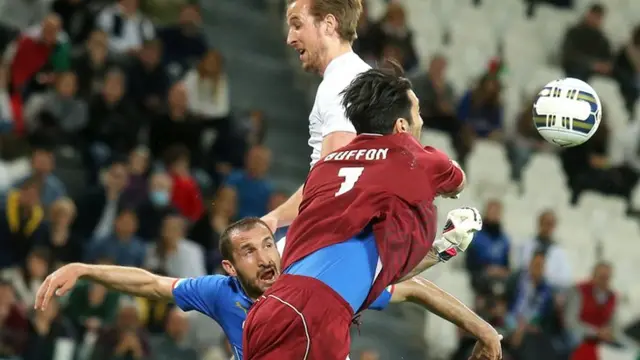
[319, 43, 353, 76]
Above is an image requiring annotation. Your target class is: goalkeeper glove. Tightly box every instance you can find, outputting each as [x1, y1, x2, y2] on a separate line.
[433, 207, 482, 262]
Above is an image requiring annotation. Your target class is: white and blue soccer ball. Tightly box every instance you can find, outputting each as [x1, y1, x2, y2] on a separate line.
[532, 77, 602, 147]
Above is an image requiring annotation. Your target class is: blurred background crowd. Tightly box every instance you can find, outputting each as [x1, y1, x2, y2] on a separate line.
[0, 0, 640, 359]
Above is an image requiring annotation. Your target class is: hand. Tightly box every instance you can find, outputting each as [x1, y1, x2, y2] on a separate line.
[433, 207, 482, 262]
[35, 263, 87, 311]
[260, 215, 279, 234]
[469, 333, 503, 360]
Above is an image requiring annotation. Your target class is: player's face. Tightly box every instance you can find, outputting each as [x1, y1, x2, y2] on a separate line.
[286, 0, 326, 73]
[223, 226, 281, 298]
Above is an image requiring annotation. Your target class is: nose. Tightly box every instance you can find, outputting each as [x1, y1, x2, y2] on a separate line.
[286, 31, 296, 47]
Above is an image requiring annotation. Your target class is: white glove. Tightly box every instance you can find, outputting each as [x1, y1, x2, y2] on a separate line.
[433, 207, 482, 262]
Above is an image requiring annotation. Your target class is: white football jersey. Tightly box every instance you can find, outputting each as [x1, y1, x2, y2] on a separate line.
[308, 52, 370, 167]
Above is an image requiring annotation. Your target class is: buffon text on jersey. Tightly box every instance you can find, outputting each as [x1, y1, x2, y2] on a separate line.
[324, 148, 389, 162]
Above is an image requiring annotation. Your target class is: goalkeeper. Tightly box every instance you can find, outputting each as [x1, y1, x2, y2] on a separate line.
[35, 209, 501, 360]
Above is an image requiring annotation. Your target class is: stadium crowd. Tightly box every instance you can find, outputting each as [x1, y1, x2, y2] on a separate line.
[0, 0, 637, 360]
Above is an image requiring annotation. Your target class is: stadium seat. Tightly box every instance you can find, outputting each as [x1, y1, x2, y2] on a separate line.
[523, 152, 569, 205]
[578, 191, 627, 218]
[421, 130, 455, 159]
[466, 140, 510, 193]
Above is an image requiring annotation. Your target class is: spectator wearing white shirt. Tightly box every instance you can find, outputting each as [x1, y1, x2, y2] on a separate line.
[97, 0, 155, 55]
[145, 212, 206, 278]
[518, 210, 573, 290]
[183, 49, 230, 121]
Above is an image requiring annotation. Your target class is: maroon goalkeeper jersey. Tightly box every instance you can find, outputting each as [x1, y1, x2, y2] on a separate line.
[281, 132, 463, 312]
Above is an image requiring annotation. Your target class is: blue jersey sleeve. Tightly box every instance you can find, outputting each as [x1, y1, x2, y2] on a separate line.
[369, 285, 394, 311]
[172, 275, 227, 320]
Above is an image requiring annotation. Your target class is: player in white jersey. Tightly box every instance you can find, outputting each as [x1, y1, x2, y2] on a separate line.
[261, 0, 369, 231]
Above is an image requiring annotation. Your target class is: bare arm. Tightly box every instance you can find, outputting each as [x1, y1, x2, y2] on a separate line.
[82, 264, 175, 301]
[35, 263, 176, 310]
[397, 248, 440, 282]
[391, 276, 499, 342]
[262, 131, 356, 229]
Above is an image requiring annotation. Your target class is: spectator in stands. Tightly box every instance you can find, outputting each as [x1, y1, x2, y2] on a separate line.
[368, 2, 418, 72]
[189, 186, 237, 273]
[128, 39, 170, 115]
[52, 0, 96, 46]
[22, 297, 76, 360]
[90, 302, 151, 360]
[8, 14, 69, 134]
[465, 200, 511, 294]
[184, 49, 231, 122]
[457, 73, 504, 141]
[614, 25, 640, 114]
[412, 54, 472, 163]
[46, 197, 82, 266]
[352, 1, 376, 65]
[134, 286, 175, 335]
[561, 3, 612, 81]
[505, 251, 556, 360]
[72, 30, 117, 102]
[518, 210, 572, 290]
[149, 308, 198, 360]
[145, 212, 206, 278]
[1, 246, 50, 309]
[0, 280, 28, 357]
[97, 0, 155, 56]
[148, 83, 202, 167]
[17, 143, 66, 208]
[85, 207, 146, 267]
[507, 95, 554, 185]
[224, 145, 273, 219]
[163, 145, 203, 222]
[123, 147, 151, 207]
[136, 172, 177, 241]
[566, 262, 620, 360]
[0, 66, 13, 133]
[73, 157, 129, 241]
[85, 68, 139, 181]
[561, 120, 631, 204]
[157, 3, 206, 80]
[24, 71, 88, 146]
[0, 177, 46, 269]
[64, 272, 121, 338]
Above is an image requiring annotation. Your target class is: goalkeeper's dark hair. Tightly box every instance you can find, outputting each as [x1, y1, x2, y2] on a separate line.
[340, 60, 413, 135]
[219, 217, 275, 263]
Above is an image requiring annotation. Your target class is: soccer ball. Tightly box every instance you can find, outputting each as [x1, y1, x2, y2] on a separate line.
[532, 77, 602, 147]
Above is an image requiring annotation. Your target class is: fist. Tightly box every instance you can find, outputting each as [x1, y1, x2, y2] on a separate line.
[434, 207, 482, 261]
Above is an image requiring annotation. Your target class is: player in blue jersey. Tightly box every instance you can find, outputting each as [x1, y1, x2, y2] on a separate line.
[35, 217, 500, 359]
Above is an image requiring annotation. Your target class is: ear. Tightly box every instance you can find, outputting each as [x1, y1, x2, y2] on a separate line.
[221, 260, 237, 276]
[393, 118, 409, 133]
[323, 13, 337, 35]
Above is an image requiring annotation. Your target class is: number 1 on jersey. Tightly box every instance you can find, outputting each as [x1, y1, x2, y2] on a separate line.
[335, 167, 364, 196]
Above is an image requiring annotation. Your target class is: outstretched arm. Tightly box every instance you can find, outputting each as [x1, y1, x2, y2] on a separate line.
[35, 263, 176, 310]
[391, 277, 500, 344]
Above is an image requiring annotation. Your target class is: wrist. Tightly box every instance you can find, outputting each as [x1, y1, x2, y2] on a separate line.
[76, 263, 93, 278]
[477, 325, 501, 344]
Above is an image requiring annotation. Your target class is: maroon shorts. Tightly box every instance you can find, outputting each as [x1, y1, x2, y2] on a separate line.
[242, 274, 353, 360]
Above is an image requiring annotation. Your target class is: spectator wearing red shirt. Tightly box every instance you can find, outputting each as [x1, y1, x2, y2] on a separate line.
[164, 145, 203, 222]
